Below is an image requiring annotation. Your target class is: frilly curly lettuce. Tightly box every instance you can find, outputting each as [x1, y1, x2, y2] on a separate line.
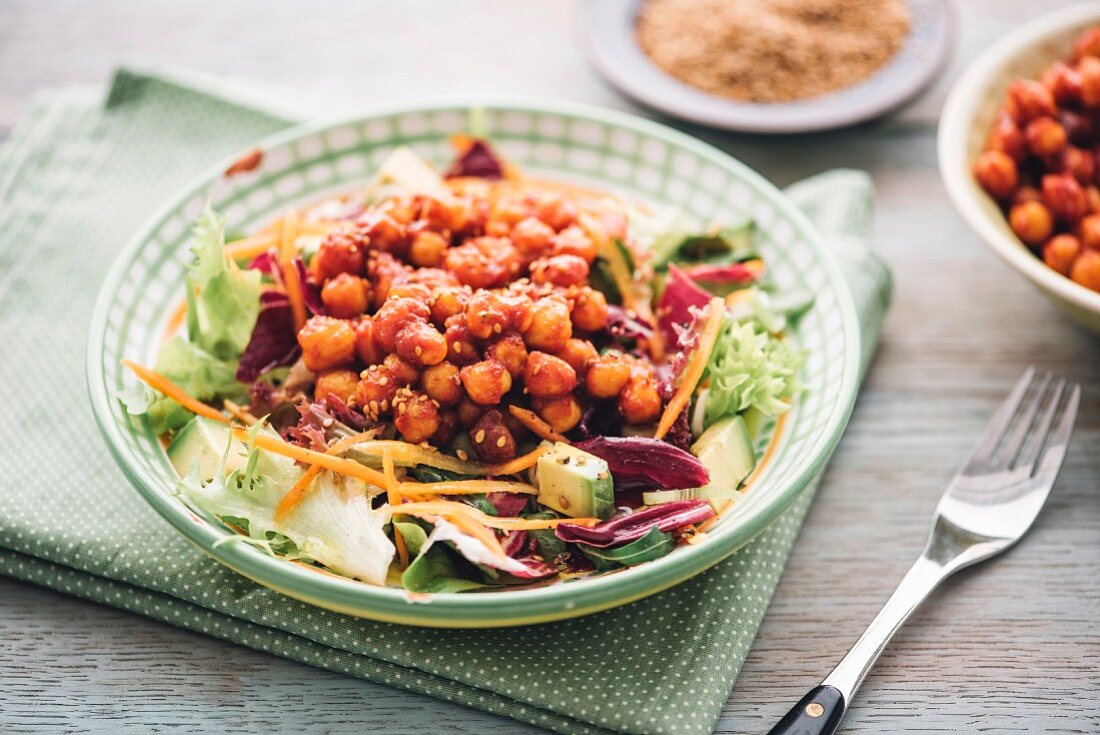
[134, 204, 262, 433]
[702, 316, 804, 429]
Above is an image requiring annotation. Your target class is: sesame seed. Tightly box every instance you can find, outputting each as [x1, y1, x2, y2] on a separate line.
[456, 449, 469, 460]
[496, 436, 507, 448]
[474, 429, 486, 443]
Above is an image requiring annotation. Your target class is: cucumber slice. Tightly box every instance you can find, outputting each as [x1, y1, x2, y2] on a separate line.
[642, 485, 741, 505]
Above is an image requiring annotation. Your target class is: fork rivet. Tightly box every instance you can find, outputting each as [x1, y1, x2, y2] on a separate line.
[805, 703, 825, 718]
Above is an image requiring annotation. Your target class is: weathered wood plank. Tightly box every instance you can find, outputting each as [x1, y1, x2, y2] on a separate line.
[1, 1, 1096, 733]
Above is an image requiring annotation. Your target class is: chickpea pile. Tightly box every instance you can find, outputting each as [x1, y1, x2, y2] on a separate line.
[296, 184, 663, 462]
[974, 26, 1100, 291]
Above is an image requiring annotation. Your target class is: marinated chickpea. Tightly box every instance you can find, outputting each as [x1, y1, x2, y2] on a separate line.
[556, 338, 598, 377]
[356, 364, 399, 417]
[532, 395, 583, 434]
[619, 374, 661, 425]
[313, 232, 366, 281]
[1070, 247, 1100, 289]
[409, 230, 449, 268]
[459, 359, 513, 405]
[485, 332, 529, 377]
[569, 286, 609, 332]
[975, 150, 1019, 200]
[360, 212, 407, 255]
[550, 225, 599, 262]
[1074, 27, 1100, 60]
[530, 254, 590, 287]
[386, 282, 433, 302]
[1024, 117, 1067, 158]
[314, 369, 359, 405]
[985, 113, 1026, 162]
[456, 397, 486, 427]
[392, 390, 441, 444]
[419, 195, 461, 232]
[431, 408, 459, 446]
[320, 273, 370, 318]
[395, 320, 449, 367]
[523, 351, 578, 397]
[469, 409, 517, 463]
[1013, 186, 1042, 206]
[1079, 56, 1100, 108]
[523, 296, 572, 352]
[1041, 174, 1088, 224]
[1059, 146, 1095, 184]
[1044, 234, 1082, 275]
[444, 236, 521, 289]
[1087, 186, 1100, 213]
[532, 194, 578, 231]
[366, 252, 411, 308]
[585, 354, 632, 398]
[430, 285, 470, 325]
[1007, 78, 1057, 123]
[353, 316, 384, 366]
[1008, 201, 1054, 246]
[1041, 61, 1083, 107]
[443, 319, 480, 365]
[510, 216, 557, 259]
[1079, 214, 1100, 250]
[421, 362, 463, 405]
[382, 353, 421, 386]
[372, 297, 430, 353]
[297, 316, 356, 371]
[466, 290, 533, 339]
[488, 198, 531, 230]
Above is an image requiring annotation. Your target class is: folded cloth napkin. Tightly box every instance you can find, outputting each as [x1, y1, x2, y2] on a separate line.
[0, 69, 891, 735]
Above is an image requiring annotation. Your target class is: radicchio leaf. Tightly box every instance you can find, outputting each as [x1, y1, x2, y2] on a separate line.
[574, 436, 709, 491]
[235, 291, 301, 383]
[657, 263, 711, 350]
[293, 257, 325, 315]
[555, 500, 714, 548]
[681, 262, 762, 284]
[247, 249, 280, 275]
[444, 139, 506, 180]
[605, 304, 655, 341]
[487, 491, 529, 518]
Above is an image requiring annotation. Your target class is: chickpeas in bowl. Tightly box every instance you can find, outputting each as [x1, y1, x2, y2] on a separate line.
[972, 24, 1100, 291]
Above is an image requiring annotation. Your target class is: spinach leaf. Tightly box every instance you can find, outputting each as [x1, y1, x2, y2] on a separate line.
[578, 526, 675, 571]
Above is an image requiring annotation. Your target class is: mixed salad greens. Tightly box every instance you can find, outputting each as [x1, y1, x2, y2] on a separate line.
[121, 134, 809, 592]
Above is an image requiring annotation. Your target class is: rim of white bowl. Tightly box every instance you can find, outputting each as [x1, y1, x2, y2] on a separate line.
[939, 1, 1100, 315]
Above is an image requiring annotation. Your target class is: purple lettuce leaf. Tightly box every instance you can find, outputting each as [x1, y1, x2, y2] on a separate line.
[444, 139, 506, 180]
[657, 263, 711, 351]
[247, 249, 279, 275]
[488, 492, 529, 518]
[235, 291, 301, 383]
[293, 257, 325, 315]
[574, 435, 709, 491]
[555, 500, 714, 548]
[605, 304, 655, 341]
[324, 394, 372, 431]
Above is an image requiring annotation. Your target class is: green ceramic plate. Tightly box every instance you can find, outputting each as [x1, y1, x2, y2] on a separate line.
[87, 101, 860, 628]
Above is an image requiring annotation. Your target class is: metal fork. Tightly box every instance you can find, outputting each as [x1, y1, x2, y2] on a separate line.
[766, 368, 1081, 735]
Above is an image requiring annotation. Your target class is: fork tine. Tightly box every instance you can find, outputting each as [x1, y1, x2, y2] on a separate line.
[967, 367, 1035, 469]
[1014, 378, 1065, 473]
[991, 372, 1052, 470]
[1035, 383, 1081, 483]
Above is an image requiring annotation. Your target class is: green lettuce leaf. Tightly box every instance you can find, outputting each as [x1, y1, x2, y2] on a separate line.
[145, 335, 248, 433]
[703, 316, 804, 428]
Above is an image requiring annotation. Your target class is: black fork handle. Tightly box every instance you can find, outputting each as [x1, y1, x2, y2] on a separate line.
[765, 685, 845, 735]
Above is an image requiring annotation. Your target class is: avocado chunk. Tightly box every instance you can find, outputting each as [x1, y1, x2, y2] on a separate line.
[166, 416, 299, 490]
[691, 415, 756, 496]
[535, 442, 615, 520]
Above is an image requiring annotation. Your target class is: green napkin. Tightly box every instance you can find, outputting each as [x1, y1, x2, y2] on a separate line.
[0, 70, 890, 735]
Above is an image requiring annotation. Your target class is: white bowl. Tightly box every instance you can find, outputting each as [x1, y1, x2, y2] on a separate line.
[939, 2, 1100, 333]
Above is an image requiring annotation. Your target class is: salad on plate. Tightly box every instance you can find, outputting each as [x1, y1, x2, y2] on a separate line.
[120, 134, 810, 594]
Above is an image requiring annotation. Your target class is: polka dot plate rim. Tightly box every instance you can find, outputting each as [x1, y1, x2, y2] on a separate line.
[86, 98, 861, 627]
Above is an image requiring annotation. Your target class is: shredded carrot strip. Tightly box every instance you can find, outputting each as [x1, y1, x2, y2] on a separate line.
[122, 360, 227, 423]
[223, 219, 342, 261]
[654, 297, 725, 440]
[451, 513, 508, 560]
[230, 428, 388, 488]
[507, 405, 568, 444]
[273, 431, 378, 523]
[279, 210, 307, 332]
[725, 288, 756, 308]
[399, 480, 538, 496]
[223, 399, 258, 426]
[162, 297, 189, 339]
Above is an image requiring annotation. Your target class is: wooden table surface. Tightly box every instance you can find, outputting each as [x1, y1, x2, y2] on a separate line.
[2, 1, 1098, 733]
